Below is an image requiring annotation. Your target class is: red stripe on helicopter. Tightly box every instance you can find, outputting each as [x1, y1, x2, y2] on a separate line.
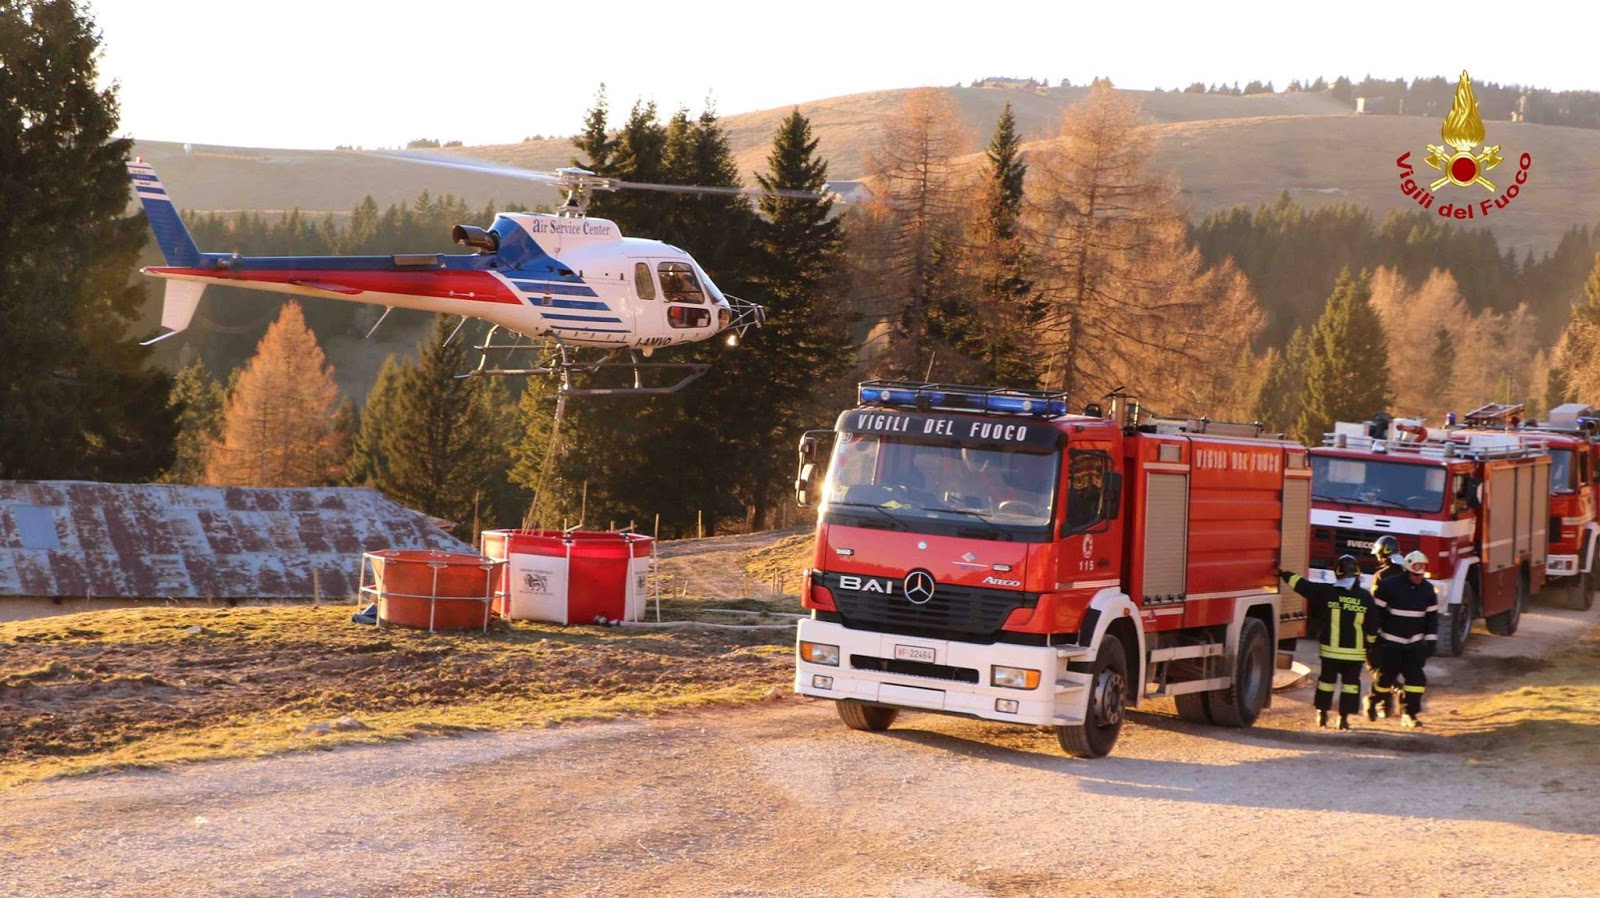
[146, 268, 522, 304]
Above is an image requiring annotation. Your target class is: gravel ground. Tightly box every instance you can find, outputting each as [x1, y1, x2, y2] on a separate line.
[2, 602, 1596, 898]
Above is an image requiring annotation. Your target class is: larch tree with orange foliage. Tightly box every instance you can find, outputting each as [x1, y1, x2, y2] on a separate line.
[858, 87, 974, 377]
[204, 302, 349, 486]
[1024, 81, 1264, 417]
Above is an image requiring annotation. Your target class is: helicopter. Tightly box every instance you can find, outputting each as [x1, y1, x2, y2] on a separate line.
[127, 156, 830, 395]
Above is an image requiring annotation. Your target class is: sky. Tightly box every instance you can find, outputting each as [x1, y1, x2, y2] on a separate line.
[93, 0, 1594, 151]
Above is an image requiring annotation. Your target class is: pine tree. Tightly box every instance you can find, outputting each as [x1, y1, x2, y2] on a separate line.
[204, 302, 348, 486]
[1253, 330, 1311, 435]
[345, 354, 404, 487]
[572, 84, 616, 173]
[712, 108, 851, 528]
[0, 0, 176, 480]
[160, 359, 227, 484]
[1548, 253, 1600, 403]
[1296, 269, 1393, 443]
[958, 103, 1041, 386]
[377, 316, 500, 539]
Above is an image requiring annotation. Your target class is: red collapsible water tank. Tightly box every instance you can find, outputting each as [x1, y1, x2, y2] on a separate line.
[480, 530, 653, 625]
[362, 549, 500, 631]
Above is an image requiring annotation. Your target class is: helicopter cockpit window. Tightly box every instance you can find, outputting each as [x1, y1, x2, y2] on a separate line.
[634, 262, 656, 300]
[658, 261, 705, 304]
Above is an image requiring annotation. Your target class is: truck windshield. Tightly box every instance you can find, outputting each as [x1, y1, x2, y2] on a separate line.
[1550, 449, 1577, 493]
[824, 433, 1058, 534]
[1310, 455, 1448, 513]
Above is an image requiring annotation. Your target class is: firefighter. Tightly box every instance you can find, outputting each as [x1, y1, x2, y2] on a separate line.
[1364, 534, 1406, 719]
[1370, 550, 1441, 728]
[1280, 555, 1376, 729]
[1371, 535, 1405, 583]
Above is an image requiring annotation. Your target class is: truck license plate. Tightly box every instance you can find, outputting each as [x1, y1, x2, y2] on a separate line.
[894, 644, 936, 664]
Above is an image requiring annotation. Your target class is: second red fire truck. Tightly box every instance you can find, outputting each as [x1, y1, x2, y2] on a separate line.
[793, 382, 1310, 758]
[1308, 413, 1551, 656]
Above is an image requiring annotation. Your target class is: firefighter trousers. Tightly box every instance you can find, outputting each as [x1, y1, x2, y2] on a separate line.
[1374, 642, 1429, 716]
[1314, 657, 1363, 715]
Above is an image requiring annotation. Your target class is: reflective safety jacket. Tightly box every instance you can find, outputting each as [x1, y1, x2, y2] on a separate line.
[1373, 574, 1441, 647]
[1288, 574, 1378, 661]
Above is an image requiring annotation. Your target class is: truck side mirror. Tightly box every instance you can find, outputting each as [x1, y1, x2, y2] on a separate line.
[795, 431, 832, 508]
[796, 462, 819, 507]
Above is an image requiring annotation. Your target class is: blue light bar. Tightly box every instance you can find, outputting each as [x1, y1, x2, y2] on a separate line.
[857, 381, 1069, 418]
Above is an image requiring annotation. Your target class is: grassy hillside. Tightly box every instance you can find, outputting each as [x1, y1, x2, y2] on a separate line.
[134, 85, 1593, 259]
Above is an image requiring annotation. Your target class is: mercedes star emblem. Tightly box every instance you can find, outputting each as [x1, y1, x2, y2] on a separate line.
[903, 570, 936, 605]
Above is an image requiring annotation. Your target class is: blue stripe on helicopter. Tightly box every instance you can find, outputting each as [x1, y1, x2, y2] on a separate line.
[540, 313, 624, 323]
[522, 298, 612, 311]
[510, 280, 599, 297]
[550, 325, 629, 334]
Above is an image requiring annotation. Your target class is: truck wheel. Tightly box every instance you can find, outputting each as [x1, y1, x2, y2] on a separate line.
[1206, 617, 1271, 728]
[1486, 574, 1525, 636]
[1437, 580, 1475, 658]
[1174, 692, 1213, 724]
[836, 699, 897, 732]
[1056, 634, 1128, 758]
[1569, 569, 1595, 612]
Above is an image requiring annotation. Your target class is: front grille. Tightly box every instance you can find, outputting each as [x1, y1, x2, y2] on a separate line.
[849, 654, 980, 683]
[1311, 527, 1420, 572]
[820, 572, 1036, 643]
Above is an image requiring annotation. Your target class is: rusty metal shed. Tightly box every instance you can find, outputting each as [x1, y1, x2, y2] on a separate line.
[0, 481, 471, 601]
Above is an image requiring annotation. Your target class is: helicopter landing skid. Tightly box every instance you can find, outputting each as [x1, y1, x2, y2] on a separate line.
[463, 328, 708, 396]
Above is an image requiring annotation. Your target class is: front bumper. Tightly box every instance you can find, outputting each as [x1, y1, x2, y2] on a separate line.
[794, 618, 1089, 726]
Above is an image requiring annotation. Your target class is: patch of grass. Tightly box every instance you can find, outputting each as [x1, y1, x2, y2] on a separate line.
[0, 603, 797, 789]
[743, 533, 814, 585]
[1449, 626, 1600, 763]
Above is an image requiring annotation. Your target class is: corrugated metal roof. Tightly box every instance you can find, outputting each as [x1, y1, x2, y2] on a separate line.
[0, 481, 472, 600]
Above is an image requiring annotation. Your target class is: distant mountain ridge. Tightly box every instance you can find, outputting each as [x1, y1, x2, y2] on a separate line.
[132, 85, 1600, 255]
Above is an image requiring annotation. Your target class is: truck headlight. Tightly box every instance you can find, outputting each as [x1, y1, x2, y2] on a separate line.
[991, 665, 1040, 690]
[800, 642, 840, 666]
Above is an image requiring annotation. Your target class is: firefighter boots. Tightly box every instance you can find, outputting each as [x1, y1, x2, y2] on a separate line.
[1401, 714, 1423, 729]
[1316, 710, 1329, 728]
[1336, 714, 1351, 730]
[1366, 691, 1393, 721]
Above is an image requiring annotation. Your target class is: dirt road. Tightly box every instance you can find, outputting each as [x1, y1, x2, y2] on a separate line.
[3, 604, 1597, 898]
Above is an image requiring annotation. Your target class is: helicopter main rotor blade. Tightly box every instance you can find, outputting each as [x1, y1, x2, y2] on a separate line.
[607, 179, 834, 202]
[376, 150, 837, 202]
[376, 151, 574, 188]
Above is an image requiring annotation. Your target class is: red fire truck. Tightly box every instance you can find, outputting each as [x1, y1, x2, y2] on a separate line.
[792, 382, 1310, 758]
[1522, 403, 1600, 611]
[1308, 414, 1550, 657]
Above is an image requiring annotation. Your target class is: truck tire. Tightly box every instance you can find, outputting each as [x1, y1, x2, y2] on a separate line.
[1486, 574, 1525, 636]
[1437, 580, 1475, 658]
[836, 699, 897, 732]
[1056, 634, 1128, 758]
[1569, 568, 1595, 612]
[1174, 692, 1213, 724]
[1206, 617, 1271, 728]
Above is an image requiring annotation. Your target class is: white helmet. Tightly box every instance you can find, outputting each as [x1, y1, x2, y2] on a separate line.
[1403, 550, 1429, 574]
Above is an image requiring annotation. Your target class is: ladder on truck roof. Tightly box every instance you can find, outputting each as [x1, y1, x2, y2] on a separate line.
[1463, 402, 1524, 428]
[1139, 414, 1271, 439]
[1321, 429, 1546, 461]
